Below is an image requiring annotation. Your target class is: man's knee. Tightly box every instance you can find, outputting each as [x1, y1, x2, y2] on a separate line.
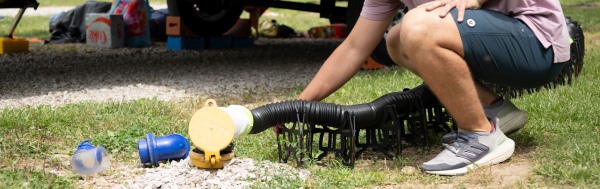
[386, 9, 438, 66]
[399, 8, 460, 49]
[386, 24, 402, 50]
[386, 24, 404, 64]
[398, 8, 438, 45]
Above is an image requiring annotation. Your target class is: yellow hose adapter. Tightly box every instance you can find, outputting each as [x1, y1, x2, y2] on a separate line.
[189, 148, 234, 169]
[188, 99, 235, 168]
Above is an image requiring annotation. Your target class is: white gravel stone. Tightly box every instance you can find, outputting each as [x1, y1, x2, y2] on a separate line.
[93, 157, 311, 189]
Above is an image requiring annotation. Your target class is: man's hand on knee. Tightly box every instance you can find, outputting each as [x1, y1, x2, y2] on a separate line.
[419, 0, 487, 22]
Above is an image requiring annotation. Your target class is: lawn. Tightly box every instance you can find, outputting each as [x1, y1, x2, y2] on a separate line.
[35, 0, 166, 7]
[1, 0, 330, 40]
[1, 0, 599, 188]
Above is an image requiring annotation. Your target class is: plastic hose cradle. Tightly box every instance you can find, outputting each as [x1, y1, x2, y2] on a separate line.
[249, 84, 437, 134]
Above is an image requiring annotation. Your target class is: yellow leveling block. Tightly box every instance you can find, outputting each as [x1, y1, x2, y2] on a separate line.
[0, 37, 29, 54]
[188, 99, 235, 168]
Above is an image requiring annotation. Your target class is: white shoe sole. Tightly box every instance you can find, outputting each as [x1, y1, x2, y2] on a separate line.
[425, 138, 516, 176]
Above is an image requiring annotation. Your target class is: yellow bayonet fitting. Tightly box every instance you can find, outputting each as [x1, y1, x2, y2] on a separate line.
[189, 148, 234, 169]
[188, 99, 235, 169]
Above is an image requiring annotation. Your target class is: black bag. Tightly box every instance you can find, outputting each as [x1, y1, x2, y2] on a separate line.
[48, 1, 112, 43]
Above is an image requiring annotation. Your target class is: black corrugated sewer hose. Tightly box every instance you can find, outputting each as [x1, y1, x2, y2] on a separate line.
[249, 84, 437, 133]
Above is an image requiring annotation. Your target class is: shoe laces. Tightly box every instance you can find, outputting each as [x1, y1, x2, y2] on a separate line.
[446, 132, 477, 154]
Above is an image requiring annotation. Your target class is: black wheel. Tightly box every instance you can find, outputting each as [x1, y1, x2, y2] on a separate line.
[347, 0, 407, 66]
[167, 0, 244, 35]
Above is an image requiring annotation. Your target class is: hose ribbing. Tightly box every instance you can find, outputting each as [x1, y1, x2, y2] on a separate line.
[250, 84, 437, 134]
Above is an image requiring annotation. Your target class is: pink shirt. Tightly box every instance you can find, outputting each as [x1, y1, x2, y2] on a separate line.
[361, 0, 570, 63]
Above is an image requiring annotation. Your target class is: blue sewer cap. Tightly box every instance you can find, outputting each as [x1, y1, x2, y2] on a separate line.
[75, 139, 95, 153]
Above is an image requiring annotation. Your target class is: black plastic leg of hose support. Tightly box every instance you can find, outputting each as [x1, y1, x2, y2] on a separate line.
[356, 105, 402, 159]
[268, 84, 456, 168]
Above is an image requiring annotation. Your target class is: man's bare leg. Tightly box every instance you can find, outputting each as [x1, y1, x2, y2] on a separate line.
[475, 81, 501, 105]
[385, 7, 515, 176]
[387, 7, 488, 132]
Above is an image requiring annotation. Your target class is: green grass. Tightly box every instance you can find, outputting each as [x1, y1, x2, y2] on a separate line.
[252, 8, 331, 33]
[514, 1, 600, 186]
[0, 16, 50, 40]
[0, 99, 190, 161]
[0, 169, 74, 188]
[1, 0, 600, 188]
[254, 0, 347, 32]
[562, 1, 600, 33]
[515, 46, 600, 186]
[0, 0, 165, 40]
[35, 0, 166, 7]
[1, 0, 334, 40]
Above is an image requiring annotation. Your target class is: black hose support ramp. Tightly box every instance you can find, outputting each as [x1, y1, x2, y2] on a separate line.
[248, 84, 449, 167]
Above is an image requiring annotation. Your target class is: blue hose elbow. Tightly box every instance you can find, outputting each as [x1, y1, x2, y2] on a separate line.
[137, 133, 190, 167]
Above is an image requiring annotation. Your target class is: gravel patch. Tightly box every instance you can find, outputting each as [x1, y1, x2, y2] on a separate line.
[0, 38, 340, 109]
[77, 157, 310, 189]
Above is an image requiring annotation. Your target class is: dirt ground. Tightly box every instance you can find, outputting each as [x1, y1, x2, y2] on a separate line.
[361, 145, 536, 188]
[44, 145, 535, 188]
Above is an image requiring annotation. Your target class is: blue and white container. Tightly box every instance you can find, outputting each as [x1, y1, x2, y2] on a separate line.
[71, 140, 110, 175]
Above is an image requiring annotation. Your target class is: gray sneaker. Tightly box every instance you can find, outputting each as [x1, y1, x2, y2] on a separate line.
[421, 118, 515, 176]
[441, 99, 528, 145]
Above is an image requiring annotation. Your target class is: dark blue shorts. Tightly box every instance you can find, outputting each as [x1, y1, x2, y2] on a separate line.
[449, 9, 564, 88]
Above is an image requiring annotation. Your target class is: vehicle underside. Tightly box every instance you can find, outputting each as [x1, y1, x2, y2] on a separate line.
[166, 0, 403, 66]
